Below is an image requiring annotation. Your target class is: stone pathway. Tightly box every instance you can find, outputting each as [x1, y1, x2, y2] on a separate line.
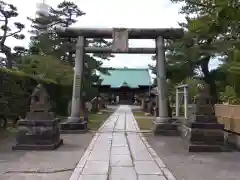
[69, 105, 176, 180]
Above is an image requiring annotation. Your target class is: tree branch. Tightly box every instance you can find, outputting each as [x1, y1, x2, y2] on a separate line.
[0, 17, 8, 47]
[5, 29, 21, 37]
[186, 0, 209, 8]
[0, 9, 6, 17]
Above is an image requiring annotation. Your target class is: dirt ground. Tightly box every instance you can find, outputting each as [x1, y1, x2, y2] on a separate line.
[146, 134, 240, 180]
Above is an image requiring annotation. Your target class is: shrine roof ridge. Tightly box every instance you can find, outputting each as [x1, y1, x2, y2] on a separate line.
[102, 67, 149, 71]
[55, 27, 184, 39]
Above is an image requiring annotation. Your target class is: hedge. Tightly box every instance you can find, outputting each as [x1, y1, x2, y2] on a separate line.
[0, 68, 72, 120]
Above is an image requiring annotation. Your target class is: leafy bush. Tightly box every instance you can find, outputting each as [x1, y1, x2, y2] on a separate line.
[220, 85, 240, 105]
[17, 55, 74, 85]
[0, 68, 72, 120]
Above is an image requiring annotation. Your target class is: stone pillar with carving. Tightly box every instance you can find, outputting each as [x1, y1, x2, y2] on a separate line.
[12, 84, 63, 150]
[96, 96, 103, 114]
[60, 36, 88, 133]
[181, 83, 226, 152]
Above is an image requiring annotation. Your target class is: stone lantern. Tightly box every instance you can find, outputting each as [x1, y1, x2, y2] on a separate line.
[181, 83, 226, 152]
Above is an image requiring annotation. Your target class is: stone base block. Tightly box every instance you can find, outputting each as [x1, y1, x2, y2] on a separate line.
[194, 115, 218, 123]
[187, 144, 231, 152]
[153, 121, 179, 136]
[181, 122, 229, 152]
[12, 118, 63, 151]
[12, 139, 63, 150]
[223, 130, 240, 150]
[60, 119, 88, 134]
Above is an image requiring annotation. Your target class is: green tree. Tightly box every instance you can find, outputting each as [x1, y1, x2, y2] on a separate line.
[27, 1, 112, 99]
[28, 1, 113, 65]
[149, 35, 196, 87]
[166, 0, 240, 102]
[17, 55, 74, 85]
[0, 0, 25, 68]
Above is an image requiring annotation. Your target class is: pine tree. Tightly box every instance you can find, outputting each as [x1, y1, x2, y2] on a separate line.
[27, 1, 113, 100]
[156, 0, 240, 102]
[0, 0, 25, 68]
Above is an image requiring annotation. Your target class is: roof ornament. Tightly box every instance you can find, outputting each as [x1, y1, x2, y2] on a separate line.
[121, 81, 129, 87]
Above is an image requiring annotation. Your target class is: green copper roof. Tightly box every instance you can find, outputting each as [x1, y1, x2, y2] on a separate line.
[99, 68, 152, 88]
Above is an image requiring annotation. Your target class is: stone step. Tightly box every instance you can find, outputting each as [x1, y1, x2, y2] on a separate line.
[12, 139, 63, 150]
[190, 135, 225, 144]
[154, 129, 180, 136]
[153, 123, 179, 130]
[187, 123, 224, 129]
[188, 144, 232, 152]
[189, 140, 224, 145]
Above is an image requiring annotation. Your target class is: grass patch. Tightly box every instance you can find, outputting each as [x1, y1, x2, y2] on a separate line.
[57, 116, 68, 122]
[58, 111, 112, 130]
[88, 112, 111, 130]
[132, 111, 147, 117]
[135, 118, 153, 130]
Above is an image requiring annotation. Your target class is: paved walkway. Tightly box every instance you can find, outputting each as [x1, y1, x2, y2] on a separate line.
[70, 105, 176, 180]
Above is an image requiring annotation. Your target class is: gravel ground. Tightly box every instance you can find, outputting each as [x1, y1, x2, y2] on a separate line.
[0, 133, 94, 180]
[146, 134, 240, 180]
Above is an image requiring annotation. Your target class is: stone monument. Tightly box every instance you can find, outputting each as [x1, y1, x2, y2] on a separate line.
[181, 83, 226, 152]
[145, 96, 153, 116]
[91, 96, 102, 113]
[140, 99, 145, 110]
[144, 94, 151, 112]
[12, 84, 63, 150]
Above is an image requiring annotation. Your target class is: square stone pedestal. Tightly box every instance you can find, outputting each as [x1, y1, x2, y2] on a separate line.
[153, 118, 179, 136]
[60, 117, 88, 134]
[12, 118, 63, 150]
[181, 122, 228, 152]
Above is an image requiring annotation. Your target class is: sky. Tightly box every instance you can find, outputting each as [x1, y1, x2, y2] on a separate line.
[5, 0, 219, 69]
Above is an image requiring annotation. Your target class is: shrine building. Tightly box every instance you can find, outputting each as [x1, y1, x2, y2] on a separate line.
[98, 67, 152, 105]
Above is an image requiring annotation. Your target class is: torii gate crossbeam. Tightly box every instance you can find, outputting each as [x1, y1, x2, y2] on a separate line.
[56, 27, 184, 134]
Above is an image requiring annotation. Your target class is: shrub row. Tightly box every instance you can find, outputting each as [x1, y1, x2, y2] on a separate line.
[0, 68, 72, 119]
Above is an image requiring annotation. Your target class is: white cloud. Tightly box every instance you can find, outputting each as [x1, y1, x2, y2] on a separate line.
[6, 0, 185, 68]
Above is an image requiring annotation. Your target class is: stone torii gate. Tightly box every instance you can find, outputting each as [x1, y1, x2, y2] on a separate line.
[56, 27, 184, 133]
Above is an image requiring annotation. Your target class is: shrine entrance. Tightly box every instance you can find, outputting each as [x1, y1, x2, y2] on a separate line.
[117, 87, 134, 105]
[56, 27, 183, 129]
